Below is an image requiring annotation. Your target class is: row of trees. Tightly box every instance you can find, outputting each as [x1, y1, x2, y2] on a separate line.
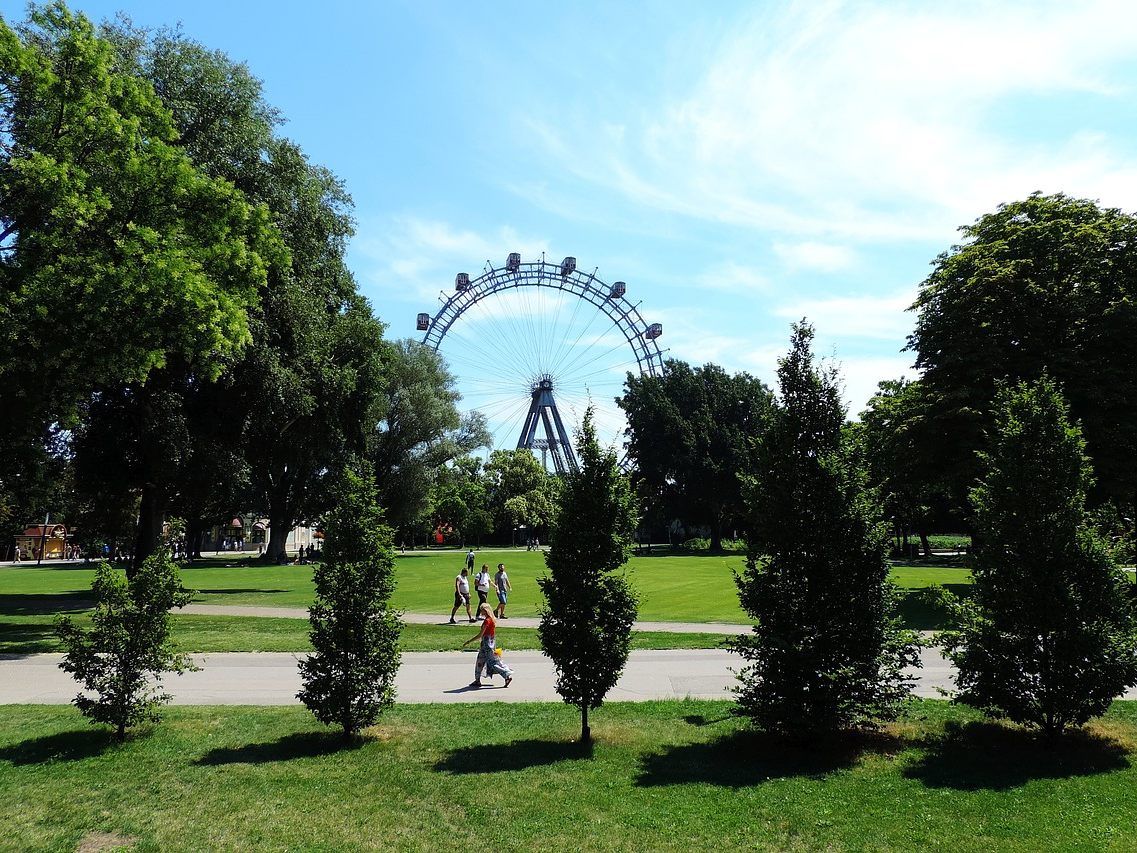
[0, 4, 490, 569]
[620, 193, 1137, 559]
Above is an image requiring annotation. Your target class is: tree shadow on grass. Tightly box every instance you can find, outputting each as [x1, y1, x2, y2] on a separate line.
[0, 621, 62, 655]
[196, 731, 364, 765]
[0, 593, 93, 616]
[0, 729, 116, 765]
[435, 738, 594, 774]
[896, 585, 971, 631]
[192, 588, 290, 596]
[636, 728, 904, 788]
[903, 720, 1130, 791]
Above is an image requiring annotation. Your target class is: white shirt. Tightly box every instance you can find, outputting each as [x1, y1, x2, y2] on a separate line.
[456, 574, 469, 595]
[475, 571, 490, 592]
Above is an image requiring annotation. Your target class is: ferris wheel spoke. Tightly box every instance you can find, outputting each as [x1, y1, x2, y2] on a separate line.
[441, 322, 532, 387]
[546, 294, 611, 381]
[552, 330, 634, 389]
[456, 302, 532, 381]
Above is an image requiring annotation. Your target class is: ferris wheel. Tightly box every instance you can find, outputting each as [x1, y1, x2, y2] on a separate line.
[416, 253, 665, 473]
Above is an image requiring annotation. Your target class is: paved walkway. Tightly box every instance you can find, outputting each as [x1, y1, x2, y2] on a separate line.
[13, 645, 1130, 706]
[180, 604, 750, 635]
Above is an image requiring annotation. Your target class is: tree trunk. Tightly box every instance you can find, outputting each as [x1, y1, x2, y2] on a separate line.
[580, 702, 590, 743]
[186, 518, 205, 560]
[131, 481, 166, 578]
[919, 530, 931, 557]
[266, 479, 293, 562]
[709, 520, 723, 552]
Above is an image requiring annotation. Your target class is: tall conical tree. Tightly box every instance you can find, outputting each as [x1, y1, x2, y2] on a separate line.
[298, 469, 402, 738]
[732, 322, 919, 735]
[944, 377, 1137, 736]
[538, 408, 638, 743]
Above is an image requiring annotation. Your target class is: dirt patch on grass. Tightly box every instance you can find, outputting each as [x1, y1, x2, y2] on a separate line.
[76, 831, 137, 852]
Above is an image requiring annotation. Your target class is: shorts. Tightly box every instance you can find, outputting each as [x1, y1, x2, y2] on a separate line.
[454, 591, 470, 608]
[497, 590, 508, 604]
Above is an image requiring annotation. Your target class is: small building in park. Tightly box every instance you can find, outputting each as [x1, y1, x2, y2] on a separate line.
[13, 523, 71, 560]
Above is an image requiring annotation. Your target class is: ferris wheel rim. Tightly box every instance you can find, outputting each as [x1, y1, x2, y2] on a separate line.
[420, 255, 665, 379]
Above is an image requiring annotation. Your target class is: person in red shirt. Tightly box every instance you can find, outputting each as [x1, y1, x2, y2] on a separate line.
[462, 603, 513, 688]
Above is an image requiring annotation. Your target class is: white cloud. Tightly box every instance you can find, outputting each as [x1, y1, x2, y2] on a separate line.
[527, 1, 1137, 242]
[773, 241, 856, 272]
[352, 215, 551, 307]
[774, 289, 916, 340]
[694, 261, 772, 294]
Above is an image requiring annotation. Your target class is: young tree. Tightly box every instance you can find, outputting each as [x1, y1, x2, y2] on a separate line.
[55, 552, 194, 741]
[943, 377, 1137, 737]
[298, 469, 402, 739]
[732, 322, 919, 736]
[538, 409, 638, 743]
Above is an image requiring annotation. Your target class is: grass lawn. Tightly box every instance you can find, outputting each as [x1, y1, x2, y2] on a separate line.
[0, 551, 980, 626]
[0, 613, 732, 655]
[2, 699, 1137, 851]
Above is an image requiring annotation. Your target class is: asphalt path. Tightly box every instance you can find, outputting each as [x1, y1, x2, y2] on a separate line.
[15, 645, 1133, 705]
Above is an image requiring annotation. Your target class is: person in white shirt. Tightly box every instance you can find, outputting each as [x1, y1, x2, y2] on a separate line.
[450, 567, 474, 624]
[474, 564, 493, 616]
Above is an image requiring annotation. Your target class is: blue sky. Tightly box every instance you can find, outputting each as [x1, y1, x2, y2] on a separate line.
[9, 0, 1137, 447]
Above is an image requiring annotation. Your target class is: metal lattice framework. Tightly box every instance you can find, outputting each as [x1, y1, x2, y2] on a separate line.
[419, 253, 665, 472]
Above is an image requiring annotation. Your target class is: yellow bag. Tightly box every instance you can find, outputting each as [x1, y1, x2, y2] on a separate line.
[494, 646, 503, 657]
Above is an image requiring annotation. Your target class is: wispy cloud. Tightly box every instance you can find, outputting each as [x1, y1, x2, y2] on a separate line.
[773, 241, 856, 272]
[525, 1, 1137, 242]
[774, 289, 916, 340]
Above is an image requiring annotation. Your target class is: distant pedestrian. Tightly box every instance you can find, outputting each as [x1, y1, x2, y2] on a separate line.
[465, 548, 476, 572]
[494, 563, 511, 618]
[463, 603, 513, 688]
[450, 567, 474, 623]
[474, 563, 492, 614]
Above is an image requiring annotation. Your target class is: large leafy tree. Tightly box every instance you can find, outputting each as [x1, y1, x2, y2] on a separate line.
[859, 378, 957, 555]
[732, 323, 919, 735]
[619, 360, 772, 550]
[943, 377, 1137, 737]
[0, 5, 282, 556]
[483, 448, 559, 541]
[538, 409, 638, 743]
[371, 340, 490, 535]
[909, 192, 1137, 516]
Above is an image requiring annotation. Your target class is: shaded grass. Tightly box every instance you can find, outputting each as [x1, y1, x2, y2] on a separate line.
[3, 700, 1137, 851]
[0, 613, 732, 655]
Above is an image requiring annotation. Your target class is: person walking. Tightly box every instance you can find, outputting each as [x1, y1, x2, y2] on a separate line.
[450, 567, 474, 624]
[474, 563, 493, 615]
[462, 603, 513, 688]
[465, 548, 476, 573]
[494, 563, 511, 618]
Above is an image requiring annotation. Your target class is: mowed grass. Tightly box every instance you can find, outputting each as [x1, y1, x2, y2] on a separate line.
[0, 551, 983, 626]
[3, 699, 1137, 851]
[0, 613, 730, 655]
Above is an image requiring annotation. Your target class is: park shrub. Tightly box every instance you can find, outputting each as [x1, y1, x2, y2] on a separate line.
[298, 469, 402, 738]
[55, 552, 195, 741]
[732, 323, 920, 736]
[539, 409, 638, 743]
[942, 377, 1137, 737]
[675, 537, 747, 553]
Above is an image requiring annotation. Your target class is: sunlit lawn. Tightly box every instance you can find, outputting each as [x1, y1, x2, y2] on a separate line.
[2, 699, 1137, 851]
[0, 613, 730, 655]
[0, 551, 979, 627]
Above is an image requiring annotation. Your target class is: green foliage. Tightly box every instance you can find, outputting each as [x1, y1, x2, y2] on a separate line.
[484, 447, 560, 537]
[733, 322, 919, 735]
[54, 552, 194, 740]
[371, 341, 490, 536]
[620, 360, 773, 550]
[298, 469, 402, 737]
[942, 377, 1137, 736]
[538, 408, 639, 741]
[910, 192, 1137, 517]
